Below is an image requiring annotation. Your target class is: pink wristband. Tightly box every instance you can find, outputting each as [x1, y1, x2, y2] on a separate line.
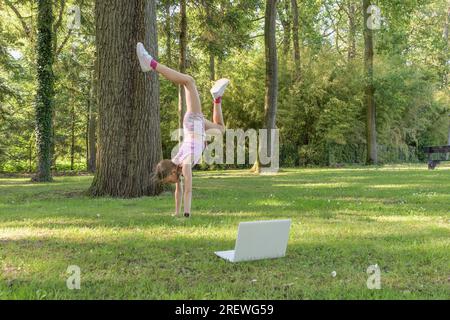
[150, 59, 158, 70]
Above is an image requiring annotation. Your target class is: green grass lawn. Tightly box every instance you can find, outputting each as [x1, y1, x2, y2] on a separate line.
[0, 165, 449, 300]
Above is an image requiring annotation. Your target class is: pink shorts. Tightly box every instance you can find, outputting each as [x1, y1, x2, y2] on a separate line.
[172, 112, 206, 166]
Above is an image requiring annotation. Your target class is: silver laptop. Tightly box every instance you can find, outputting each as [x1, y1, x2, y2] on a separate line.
[215, 220, 291, 263]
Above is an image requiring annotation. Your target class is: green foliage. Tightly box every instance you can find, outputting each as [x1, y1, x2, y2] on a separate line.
[0, 0, 449, 172]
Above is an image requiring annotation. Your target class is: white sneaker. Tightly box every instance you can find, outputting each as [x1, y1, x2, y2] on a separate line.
[210, 78, 230, 99]
[136, 42, 153, 73]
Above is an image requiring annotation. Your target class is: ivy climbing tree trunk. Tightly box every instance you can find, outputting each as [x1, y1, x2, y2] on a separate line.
[363, 0, 377, 165]
[33, 0, 54, 182]
[89, 0, 162, 198]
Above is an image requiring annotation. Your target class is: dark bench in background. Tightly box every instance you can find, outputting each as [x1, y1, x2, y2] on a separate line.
[423, 145, 450, 170]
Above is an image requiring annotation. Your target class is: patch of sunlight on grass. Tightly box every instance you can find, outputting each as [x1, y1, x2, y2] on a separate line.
[0, 177, 92, 188]
[0, 225, 240, 243]
[0, 217, 100, 228]
[369, 184, 422, 189]
[0, 227, 58, 240]
[0, 183, 43, 188]
[374, 215, 450, 224]
[253, 198, 291, 206]
[202, 211, 272, 218]
[274, 182, 353, 188]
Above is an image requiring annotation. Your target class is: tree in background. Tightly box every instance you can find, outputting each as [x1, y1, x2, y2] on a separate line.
[89, 0, 161, 198]
[347, 0, 357, 61]
[291, 0, 301, 79]
[178, 0, 187, 140]
[442, 1, 449, 88]
[264, 0, 279, 159]
[87, 65, 97, 173]
[33, 0, 55, 181]
[1, 0, 449, 173]
[363, 0, 377, 164]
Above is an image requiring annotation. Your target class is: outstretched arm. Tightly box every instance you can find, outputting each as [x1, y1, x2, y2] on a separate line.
[182, 164, 193, 216]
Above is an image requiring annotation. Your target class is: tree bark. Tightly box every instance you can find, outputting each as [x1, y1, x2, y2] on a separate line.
[178, 0, 187, 138]
[86, 98, 89, 170]
[291, 0, 301, 79]
[70, 101, 75, 171]
[347, 1, 356, 61]
[209, 53, 215, 81]
[363, 0, 377, 165]
[448, 115, 450, 146]
[442, 2, 449, 88]
[278, 0, 291, 61]
[444, 3, 449, 160]
[29, 136, 33, 173]
[87, 65, 97, 173]
[89, 0, 162, 198]
[33, 0, 54, 182]
[264, 0, 279, 157]
[205, 0, 215, 81]
[165, 0, 172, 66]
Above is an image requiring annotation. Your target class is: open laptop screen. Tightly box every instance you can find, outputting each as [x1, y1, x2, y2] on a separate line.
[233, 220, 291, 262]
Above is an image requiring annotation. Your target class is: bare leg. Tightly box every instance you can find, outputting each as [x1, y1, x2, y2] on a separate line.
[204, 101, 225, 133]
[154, 63, 202, 114]
[213, 101, 224, 126]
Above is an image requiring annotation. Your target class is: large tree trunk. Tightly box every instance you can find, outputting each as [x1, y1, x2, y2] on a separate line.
[363, 0, 377, 164]
[178, 0, 187, 137]
[89, 0, 161, 198]
[33, 0, 54, 182]
[264, 0, 279, 157]
[291, 0, 301, 79]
